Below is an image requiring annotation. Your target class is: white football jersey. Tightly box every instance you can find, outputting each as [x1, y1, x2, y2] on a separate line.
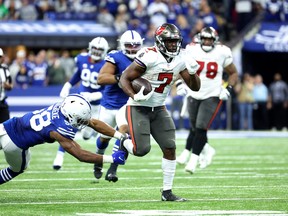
[127, 46, 187, 107]
[185, 42, 233, 100]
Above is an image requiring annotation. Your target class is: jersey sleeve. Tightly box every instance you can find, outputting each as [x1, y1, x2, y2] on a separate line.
[134, 47, 159, 70]
[222, 45, 233, 68]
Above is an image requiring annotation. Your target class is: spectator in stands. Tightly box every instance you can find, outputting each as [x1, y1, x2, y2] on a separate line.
[9, 50, 26, 82]
[267, 73, 288, 131]
[264, 0, 283, 22]
[147, 0, 169, 28]
[252, 74, 269, 130]
[4, 0, 21, 20]
[30, 50, 49, 86]
[235, 73, 254, 130]
[59, 50, 75, 81]
[198, 0, 219, 31]
[46, 55, 66, 86]
[113, 4, 129, 35]
[35, 0, 55, 20]
[283, 0, 288, 22]
[176, 14, 191, 46]
[97, 6, 114, 28]
[16, 0, 38, 21]
[0, 0, 9, 20]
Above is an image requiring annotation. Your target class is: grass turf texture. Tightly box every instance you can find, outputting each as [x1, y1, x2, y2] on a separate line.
[0, 136, 287, 215]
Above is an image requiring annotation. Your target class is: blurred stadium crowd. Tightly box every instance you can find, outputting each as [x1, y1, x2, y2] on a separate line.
[0, 0, 287, 131]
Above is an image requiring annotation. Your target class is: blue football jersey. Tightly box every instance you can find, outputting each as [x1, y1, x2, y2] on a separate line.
[101, 50, 132, 109]
[3, 103, 77, 149]
[69, 53, 105, 105]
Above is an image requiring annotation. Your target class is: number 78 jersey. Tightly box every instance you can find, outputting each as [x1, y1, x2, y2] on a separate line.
[185, 42, 233, 100]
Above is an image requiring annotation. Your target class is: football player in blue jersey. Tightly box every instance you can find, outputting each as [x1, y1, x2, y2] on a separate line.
[0, 94, 127, 185]
[52, 37, 109, 170]
[94, 30, 144, 182]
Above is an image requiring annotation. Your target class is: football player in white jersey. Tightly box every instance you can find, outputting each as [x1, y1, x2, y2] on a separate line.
[119, 23, 201, 201]
[0, 94, 127, 185]
[175, 27, 238, 174]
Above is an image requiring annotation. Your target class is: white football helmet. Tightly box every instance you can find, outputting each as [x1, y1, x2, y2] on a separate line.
[60, 94, 92, 129]
[119, 30, 144, 59]
[198, 27, 219, 52]
[88, 37, 109, 61]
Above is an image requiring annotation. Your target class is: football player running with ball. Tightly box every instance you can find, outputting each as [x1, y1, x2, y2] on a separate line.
[0, 94, 127, 185]
[176, 27, 238, 174]
[119, 23, 201, 201]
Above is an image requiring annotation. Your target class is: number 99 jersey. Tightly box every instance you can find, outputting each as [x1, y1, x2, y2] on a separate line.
[3, 103, 77, 149]
[185, 42, 233, 100]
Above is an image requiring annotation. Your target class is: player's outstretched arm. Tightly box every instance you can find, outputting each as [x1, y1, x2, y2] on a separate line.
[97, 62, 118, 85]
[87, 118, 125, 140]
[180, 69, 201, 91]
[50, 131, 126, 165]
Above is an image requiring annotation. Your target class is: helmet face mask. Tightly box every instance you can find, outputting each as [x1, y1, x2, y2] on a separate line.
[88, 37, 109, 61]
[60, 94, 92, 130]
[119, 30, 144, 59]
[155, 23, 183, 57]
[199, 27, 219, 52]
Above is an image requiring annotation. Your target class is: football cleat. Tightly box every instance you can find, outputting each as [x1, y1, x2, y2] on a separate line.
[176, 149, 190, 165]
[93, 163, 103, 179]
[199, 144, 216, 169]
[53, 154, 64, 170]
[105, 164, 118, 182]
[161, 189, 187, 202]
[185, 154, 199, 174]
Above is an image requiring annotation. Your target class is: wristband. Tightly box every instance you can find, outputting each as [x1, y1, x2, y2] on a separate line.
[115, 74, 121, 82]
[175, 80, 183, 87]
[103, 155, 113, 163]
[113, 131, 123, 140]
[227, 85, 233, 94]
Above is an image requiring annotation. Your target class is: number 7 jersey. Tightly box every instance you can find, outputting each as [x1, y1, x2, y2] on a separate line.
[185, 42, 233, 100]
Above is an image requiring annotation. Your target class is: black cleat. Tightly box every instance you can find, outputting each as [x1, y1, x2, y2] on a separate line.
[161, 190, 187, 202]
[105, 163, 118, 182]
[93, 163, 103, 179]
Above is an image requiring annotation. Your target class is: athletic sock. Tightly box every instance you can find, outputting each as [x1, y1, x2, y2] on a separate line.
[0, 168, 22, 185]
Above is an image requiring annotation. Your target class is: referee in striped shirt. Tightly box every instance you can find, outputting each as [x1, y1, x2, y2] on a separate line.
[0, 48, 13, 123]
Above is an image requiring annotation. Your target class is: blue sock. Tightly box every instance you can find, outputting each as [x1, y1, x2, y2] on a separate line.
[96, 137, 109, 154]
[58, 145, 65, 153]
[112, 140, 120, 153]
[0, 167, 22, 185]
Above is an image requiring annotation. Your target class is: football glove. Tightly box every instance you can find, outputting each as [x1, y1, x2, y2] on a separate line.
[59, 82, 72, 98]
[219, 86, 232, 101]
[112, 150, 126, 165]
[175, 80, 187, 96]
[80, 92, 102, 102]
[185, 57, 199, 75]
[133, 86, 153, 102]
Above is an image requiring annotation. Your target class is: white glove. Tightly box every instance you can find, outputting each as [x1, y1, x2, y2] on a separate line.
[185, 58, 199, 75]
[60, 82, 72, 98]
[81, 92, 102, 102]
[219, 86, 230, 101]
[175, 80, 187, 96]
[133, 86, 153, 102]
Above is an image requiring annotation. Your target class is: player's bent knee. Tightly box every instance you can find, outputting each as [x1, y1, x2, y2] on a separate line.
[134, 145, 151, 157]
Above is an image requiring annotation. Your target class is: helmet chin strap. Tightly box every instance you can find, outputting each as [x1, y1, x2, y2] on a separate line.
[201, 45, 214, 52]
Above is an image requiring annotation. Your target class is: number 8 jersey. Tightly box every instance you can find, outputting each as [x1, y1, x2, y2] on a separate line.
[185, 42, 233, 100]
[3, 103, 77, 149]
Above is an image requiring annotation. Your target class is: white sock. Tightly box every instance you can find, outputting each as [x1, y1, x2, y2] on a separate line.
[123, 139, 134, 155]
[162, 158, 176, 191]
[57, 151, 65, 157]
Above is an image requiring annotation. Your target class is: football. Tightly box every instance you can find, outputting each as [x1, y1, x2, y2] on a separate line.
[132, 77, 152, 95]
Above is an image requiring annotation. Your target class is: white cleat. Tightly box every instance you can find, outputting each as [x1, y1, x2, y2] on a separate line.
[199, 143, 216, 169]
[176, 149, 190, 165]
[185, 154, 199, 174]
[53, 153, 64, 170]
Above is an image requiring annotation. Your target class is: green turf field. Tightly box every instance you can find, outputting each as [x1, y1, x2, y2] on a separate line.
[0, 134, 287, 216]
